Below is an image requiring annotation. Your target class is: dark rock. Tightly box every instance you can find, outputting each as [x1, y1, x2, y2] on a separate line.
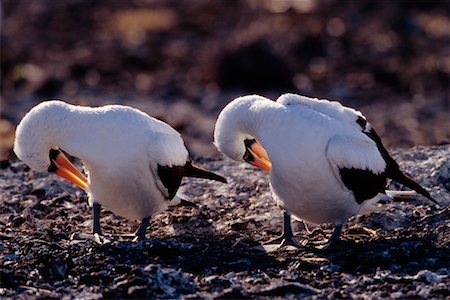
[254, 282, 320, 297]
[10, 216, 25, 228]
[30, 189, 47, 200]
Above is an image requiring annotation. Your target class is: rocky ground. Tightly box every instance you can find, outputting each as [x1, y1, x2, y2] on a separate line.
[0, 145, 449, 299]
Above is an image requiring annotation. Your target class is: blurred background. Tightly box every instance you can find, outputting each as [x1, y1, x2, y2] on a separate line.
[1, 0, 449, 160]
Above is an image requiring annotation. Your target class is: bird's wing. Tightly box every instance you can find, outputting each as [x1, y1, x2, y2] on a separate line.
[277, 93, 365, 130]
[326, 135, 388, 204]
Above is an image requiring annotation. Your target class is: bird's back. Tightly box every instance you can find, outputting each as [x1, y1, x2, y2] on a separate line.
[277, 93, 364, 131]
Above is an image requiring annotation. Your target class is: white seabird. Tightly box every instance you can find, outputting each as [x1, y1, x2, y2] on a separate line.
[14, 100, 227, 242]
[214, 93, 437, 249]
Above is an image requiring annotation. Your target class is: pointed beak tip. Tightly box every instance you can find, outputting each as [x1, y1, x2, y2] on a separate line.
[51, 150, 88, 191]
[246, 140, 271, 172]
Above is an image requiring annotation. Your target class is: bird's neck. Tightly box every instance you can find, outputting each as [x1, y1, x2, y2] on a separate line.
[47, 110, 91, 158]
[215, 99, 270, 160]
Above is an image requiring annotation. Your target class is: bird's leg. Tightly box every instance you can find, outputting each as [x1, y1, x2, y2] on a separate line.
[70, 203, 108, 244]
[317, 224, 343, 250]
[264, 210, 302, 248]
[92, 203, 110, 244]
[132, 217, 150, 242]
[92, 203, 102, 235]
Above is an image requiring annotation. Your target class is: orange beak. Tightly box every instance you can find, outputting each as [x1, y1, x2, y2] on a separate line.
[245, 140, 271, 172]
[50, 150, 89, 190]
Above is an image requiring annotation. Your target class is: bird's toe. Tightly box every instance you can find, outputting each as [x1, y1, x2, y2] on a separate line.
[132, 234, 147, 243]
[69, 232, 111, 245]
[264, 234, 306, 250]
[94, 233, 111, 245]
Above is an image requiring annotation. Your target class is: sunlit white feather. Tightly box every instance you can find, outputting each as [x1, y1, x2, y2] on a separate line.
[14, 100, 189, 220]
[214, 93, 388, 225]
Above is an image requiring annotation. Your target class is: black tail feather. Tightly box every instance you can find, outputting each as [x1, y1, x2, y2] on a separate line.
[184, 160, 227, 183]
[364, 127, 438, 205]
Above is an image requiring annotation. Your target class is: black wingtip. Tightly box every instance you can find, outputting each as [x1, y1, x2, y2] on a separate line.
[392, 171, 439, 206]
[184, 160, 228, 183]
[422, 191, 439, 206]
[361, 126, 439, 207]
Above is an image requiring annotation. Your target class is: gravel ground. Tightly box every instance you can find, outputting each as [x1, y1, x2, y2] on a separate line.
[0, 145, 449, 298]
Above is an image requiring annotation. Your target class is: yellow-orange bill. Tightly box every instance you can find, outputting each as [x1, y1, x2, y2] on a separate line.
[52, 151, 88, 190]
[248, 142, 271, 172]
[251, 142, 270, 162]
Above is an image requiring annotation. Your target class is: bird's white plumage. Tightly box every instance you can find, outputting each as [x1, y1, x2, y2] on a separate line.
[277, 93, 366, 131]
[214, 93, 388, 225]
[14, 100, 189, 220]
[326, 135, 386, 175]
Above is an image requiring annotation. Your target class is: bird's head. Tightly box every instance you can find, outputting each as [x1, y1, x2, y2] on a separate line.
[13, 100, 89, 190]
[214, 95, 272, 172]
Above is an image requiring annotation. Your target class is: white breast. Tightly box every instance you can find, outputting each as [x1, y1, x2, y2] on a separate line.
[77, 111, 189, 220]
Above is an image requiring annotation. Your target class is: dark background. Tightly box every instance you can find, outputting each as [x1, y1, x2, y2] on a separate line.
[1, 0, 449, 159]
